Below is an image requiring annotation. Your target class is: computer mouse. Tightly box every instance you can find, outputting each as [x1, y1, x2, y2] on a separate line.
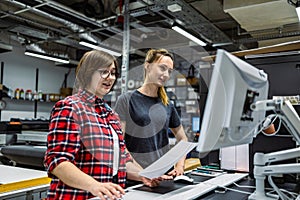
[173, 175, 194, 184]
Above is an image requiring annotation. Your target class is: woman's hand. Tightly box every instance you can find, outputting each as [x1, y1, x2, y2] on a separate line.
[89, 182, 125, 200]
[167, 165, 185, 177]
[141, 174, 173, 187]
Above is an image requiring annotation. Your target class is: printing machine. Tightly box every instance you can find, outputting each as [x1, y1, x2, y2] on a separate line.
[0, 118, 48, 169]
[0, 121, 21, 145]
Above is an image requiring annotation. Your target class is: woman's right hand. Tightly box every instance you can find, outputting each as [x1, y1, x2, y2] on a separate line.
[141, 174, 173, 187]
[89, 182, 125, 200]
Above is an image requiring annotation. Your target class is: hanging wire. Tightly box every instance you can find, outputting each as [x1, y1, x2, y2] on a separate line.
[287, 0, 300, 7]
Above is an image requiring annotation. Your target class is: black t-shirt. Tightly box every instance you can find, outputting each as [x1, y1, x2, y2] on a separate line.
[114, 90, 181, 168]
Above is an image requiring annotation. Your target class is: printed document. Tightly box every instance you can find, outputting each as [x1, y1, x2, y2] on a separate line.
[139, 141, 197, 179]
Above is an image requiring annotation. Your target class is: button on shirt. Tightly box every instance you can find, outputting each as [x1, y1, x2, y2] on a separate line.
[44, 89, 131, 200]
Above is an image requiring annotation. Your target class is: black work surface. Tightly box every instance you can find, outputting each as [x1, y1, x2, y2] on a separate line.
[134, 180, 183, 194]
[195, 178, 253, 200]
[133, 175, 299, 199]
[195, 178, 299, 200]
[134, 173, 212, 194]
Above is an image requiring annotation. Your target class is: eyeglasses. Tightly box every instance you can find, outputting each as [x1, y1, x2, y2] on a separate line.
[97, 69, 118, 79]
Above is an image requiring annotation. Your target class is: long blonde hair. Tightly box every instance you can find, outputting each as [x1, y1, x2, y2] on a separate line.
[144, 48, 174, 106]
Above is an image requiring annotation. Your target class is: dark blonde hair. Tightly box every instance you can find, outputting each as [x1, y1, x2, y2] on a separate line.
[74, 50, 118, 92]
[144, 48, 174, 106]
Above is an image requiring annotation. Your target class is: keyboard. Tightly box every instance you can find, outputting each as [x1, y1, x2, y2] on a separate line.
[190, 170, 223, 177]
[153, 173, 248, 200]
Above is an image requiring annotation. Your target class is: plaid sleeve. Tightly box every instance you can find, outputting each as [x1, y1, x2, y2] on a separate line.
[44, 100, 81, 177]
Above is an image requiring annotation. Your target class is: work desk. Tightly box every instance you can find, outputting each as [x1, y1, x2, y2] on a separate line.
[90, 172, 300, 200]
[90, 173, 249, 200]
[0, 165, 50, 200]
[198, 178, 299, 200]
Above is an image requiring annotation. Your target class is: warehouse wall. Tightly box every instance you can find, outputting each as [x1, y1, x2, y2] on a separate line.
[0, 46, 76, 121]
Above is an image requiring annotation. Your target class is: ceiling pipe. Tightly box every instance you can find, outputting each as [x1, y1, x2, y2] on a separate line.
[15, 0, 141, 43]
[0, 10, 69, 39]
[36, 0, 111, 29]
[33, 0, 125, 37]
[0, 0, 49, 19]
[1, 0, 126, 55]
[3, 0, 99, 43]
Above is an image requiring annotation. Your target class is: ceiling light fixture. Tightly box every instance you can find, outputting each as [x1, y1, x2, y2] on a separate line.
[172, 26, 207, 46]
[244, 50, 300, 59]
[79, 41, 122, 57]
[212, 42, 233, 47]
[167, 3, 182, 12]
[0, 42, 13, 53]
[25, 50, 70, 64]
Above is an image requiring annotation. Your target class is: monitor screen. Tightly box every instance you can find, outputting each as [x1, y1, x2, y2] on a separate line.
[192, 117, 200, 132]
[197, 49, 269, 153]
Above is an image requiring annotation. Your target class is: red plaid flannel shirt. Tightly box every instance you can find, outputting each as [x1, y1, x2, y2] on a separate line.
[44, 89, 132, 200]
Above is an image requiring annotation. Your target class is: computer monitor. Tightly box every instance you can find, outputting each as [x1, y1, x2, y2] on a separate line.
[197, 49, 269, 153]
[192, 117, 200, 132]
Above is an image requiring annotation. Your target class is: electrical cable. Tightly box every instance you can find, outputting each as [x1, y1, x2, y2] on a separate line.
[232, 182, 274, 190]
[232, 180, 298, 199]
[268, 175, 287, 199]
[256, 115, 273, 134]
[262, 114, 282, 136]
[279, 189, 298, 199]
[265, 160, 299, 199]
[287, 0, 300, 7]
[232, 182, 256, 189]
[208, 177, 299, 198]
[267, 175, 296, 200]
[266, 188, 298, 200]
[212, 183, 253, 195]
[272, 135, 293, 137]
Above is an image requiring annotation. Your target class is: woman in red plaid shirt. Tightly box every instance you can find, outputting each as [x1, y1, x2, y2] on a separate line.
[44, 50, 166, 200]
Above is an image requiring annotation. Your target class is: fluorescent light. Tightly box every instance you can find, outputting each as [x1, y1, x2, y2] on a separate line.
[25, 50, 69, 64]
[212, 42, 233, 47]
[296, 7, 300, 21]
[172, 26, 206, 46]
[0, 42, 13, 53]
[55, 59, 79, 67]
[79, 41, 122, 57]
[245, 51, 300, 59]
[167, 4, 182, 12]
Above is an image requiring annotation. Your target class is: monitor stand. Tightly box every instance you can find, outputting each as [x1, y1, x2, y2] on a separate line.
[249, 99, 300, 199]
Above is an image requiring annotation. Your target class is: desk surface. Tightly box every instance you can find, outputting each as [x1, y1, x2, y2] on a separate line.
[0, 165, 50, 196]
[0, 165, 47, 184]
[89, 173, 248, 200]
[131, 173, 248, 200]
[197, 178, 299, 200]
[123, 174, 298, 200]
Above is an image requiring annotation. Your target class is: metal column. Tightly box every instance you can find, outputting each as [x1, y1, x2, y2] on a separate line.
[121, 0, 130, 93]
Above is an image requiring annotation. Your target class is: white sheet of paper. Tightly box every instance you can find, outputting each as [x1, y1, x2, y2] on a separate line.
[139, 141, 198, 179]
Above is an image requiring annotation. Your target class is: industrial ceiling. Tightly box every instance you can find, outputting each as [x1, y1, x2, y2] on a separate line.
[0, 0, 300, 63]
